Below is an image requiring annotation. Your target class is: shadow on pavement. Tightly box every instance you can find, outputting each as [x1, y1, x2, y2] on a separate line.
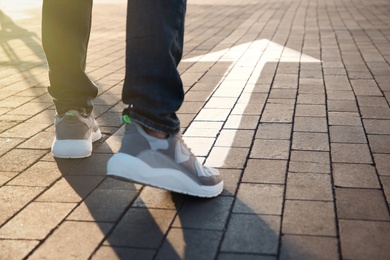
[0, 10, 46, 79]
[52, 157, 281, 259]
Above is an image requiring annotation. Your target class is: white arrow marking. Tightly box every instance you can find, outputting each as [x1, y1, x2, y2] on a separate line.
[182, 39, 321, 167]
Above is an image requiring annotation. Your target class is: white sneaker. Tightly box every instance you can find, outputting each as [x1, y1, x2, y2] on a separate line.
[52, 110, 101, 158]
[107, 121, 223, 198]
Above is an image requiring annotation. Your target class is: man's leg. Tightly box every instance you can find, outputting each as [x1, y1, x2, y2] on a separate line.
[107, 0, 223, 198]
[42, 0, 101, 158]
[122, 0, 186, 134]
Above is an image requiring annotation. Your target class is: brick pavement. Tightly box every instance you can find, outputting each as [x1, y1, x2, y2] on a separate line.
[1, 0, 390, 259]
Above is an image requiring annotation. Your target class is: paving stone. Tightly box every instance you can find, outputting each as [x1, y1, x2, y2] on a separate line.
[95, 112, 123, 127]
[206, 147, 249, 168]
[357, 96, 389, 107]
[0, 137, 25, 157]
[221, 214, 280, 254]
[381, 176, 390, 206]
[256, 123, 292, 140]
[260, 109, 294, 123]
[250, 139, 290, 159]
[242, 159, 287, 184]
[360, 106, 390, 119]
[224, 115, 260, 129]
[297, 94, 325, 105]
[339, 220, 390, 259]
[267, 99, 296, 106]
[172, 196, 233, 230]
[195, 108, 230, 121]
[269, 89, 297, 99]
[186, 121, 224, 132]
[213, 86, 243, 98]
[368, 135, 390, 153]
[292, 132, 329, 151]
[0, 121, 18, 134]
[97, 176, 140, 190]
[0, 172, 18, 186]
[0, 122, 51, 139]
[327, 100, 358, 112]
[286, 172, 333, 201]
[299, 85, 324, 94]
[280, 235, 339, 260]
[363, 119, 390, 134]
[329, 125, 367, 143]
[290, 150, 330, 164]
[328, 112, 362, 126]
[331, 143, 372, 164]
[0, 240, 40, 260]
[264, 103, 294, 111]
[0, 149, 47, 172]
[133, 186, 185, 209]
[8, 161, 62, 186]
[69, 153, 113, 176]
[0, 186, 44, 226]
[184, 91, 209, 102]
[326, 90, 355, 100]
[295, 105, 326, 117]
[293, 117, 327, 132]
[0, 96, 34, 108]
[218, 169, 242, 196]
[16, 130, 54, 149]
[289, 162, 330, 174]
[155, 228, 222, 260]
[67, 188, 137, 222]
[36, 176, 104, 203]
[333, 163, 380, 188]
[351, 79, 383, 96]
[182, 137, 215, 157]
[105, 208, 175, 248]
[29, 221, 112, 259]
[233, 183, 284, 215]
[371, 152, 389, 179]
[0, 114, 30, 122]
[178, 101, 204, 114]
[6, 102, 52, 116]
[215, 129, 255, 147]
[0, 202, 76, 239]
[335, 188, 389, 221]
[218, 253, 276, 260]
[92, 246, 155, 260]
[282, 200, 336, 236]
[26, 109, 56, 124]
[204, 97, 237, 109]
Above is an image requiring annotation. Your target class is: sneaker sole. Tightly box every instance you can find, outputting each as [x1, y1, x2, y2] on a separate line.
[52, 130, 102, 158]
[107, 152, 223, 198]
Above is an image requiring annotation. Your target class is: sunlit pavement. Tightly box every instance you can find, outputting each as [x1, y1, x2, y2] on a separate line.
[1, 0, 390, 259]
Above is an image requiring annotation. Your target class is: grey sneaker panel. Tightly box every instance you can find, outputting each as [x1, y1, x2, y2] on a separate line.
[55, 116, 91, 140]
[119, 123, 222, 186]
[118, 124, 152, 156]
[137, 150, 217, 186]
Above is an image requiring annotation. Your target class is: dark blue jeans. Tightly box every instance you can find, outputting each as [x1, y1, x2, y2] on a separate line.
[42, 0, 186, 134]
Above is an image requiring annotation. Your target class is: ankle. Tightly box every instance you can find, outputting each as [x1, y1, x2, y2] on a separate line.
[143, 126, 168, 139]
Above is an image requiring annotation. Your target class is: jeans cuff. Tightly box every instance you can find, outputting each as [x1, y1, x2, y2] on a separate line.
[123, 108, 180, 135]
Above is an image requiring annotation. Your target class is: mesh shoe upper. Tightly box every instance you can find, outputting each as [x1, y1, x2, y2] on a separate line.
[118, 122, 222, 187]
[55, 110, 99, 141]
[52, 110, 101, 158]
